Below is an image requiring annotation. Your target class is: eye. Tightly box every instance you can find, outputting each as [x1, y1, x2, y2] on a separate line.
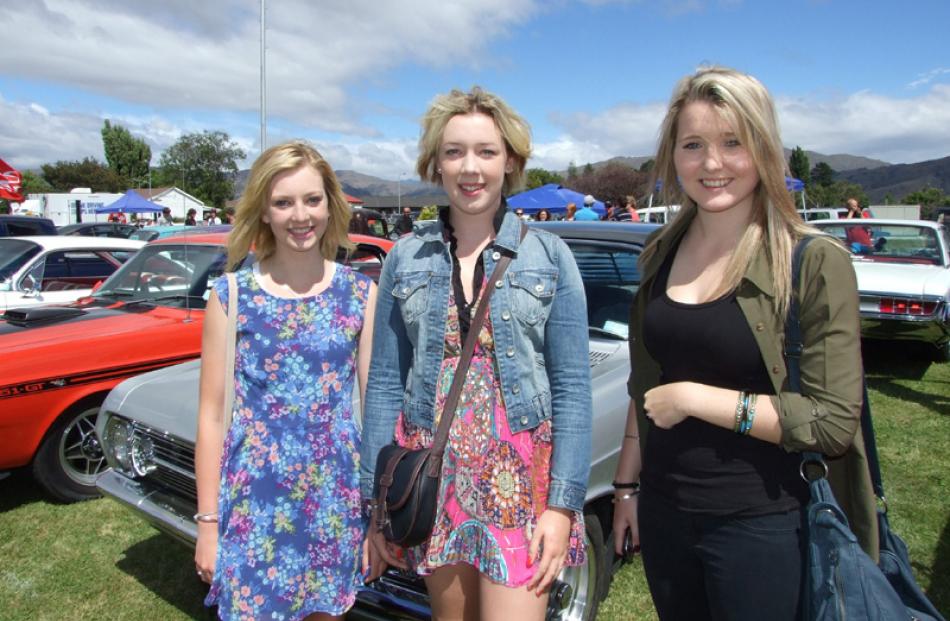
[681, 141, 703, 150]
[306, 195, 323, 206]
[480, 148, 499, 157]
[724, 138, 742, 148]
[272, 198, 291, 208]
[442, 147, 462, 157]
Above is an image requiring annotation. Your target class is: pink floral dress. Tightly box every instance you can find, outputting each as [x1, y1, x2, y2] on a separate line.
[395, 289, 586, 587]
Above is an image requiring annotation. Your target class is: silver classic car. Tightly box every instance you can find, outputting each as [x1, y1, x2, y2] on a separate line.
[94, 221, 660, 621]
[812, 219, 950, 360]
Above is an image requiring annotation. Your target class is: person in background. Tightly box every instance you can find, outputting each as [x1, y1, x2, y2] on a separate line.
[194, 141, 383, 619]
[565, 202, 577, 221]
[612, 66, 873, 621]
[846, 197, 870, 219]
[574, 194, 600, 221]
[625, 195, 641, 222]
[362, 86, 592, 621]
[185, 208, 198, 226]
[536, 208, 552, 222]
[160, 206, 175, 225]
[206, 210, 223, 225]
[393, 206, 414, 236]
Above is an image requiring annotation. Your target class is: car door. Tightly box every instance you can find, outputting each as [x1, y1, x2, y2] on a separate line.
[17, 249, 125, 307]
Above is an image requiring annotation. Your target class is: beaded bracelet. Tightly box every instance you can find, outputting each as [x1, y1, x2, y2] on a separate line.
[612, 491, 640, 503]
[740, 393, 758, 435]
[733, 391, 748, 433]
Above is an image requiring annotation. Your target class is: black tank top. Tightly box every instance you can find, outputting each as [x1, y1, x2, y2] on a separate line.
[641, 244, 807, 515]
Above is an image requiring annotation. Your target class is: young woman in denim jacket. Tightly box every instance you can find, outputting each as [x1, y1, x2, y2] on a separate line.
[611, 67, 867, 620]
[361, 87, 592, 620]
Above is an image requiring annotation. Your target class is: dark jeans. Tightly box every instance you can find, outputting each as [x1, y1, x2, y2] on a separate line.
[638, 490, 804, 621]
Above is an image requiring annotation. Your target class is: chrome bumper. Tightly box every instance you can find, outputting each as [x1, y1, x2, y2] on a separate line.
[96, 470, 433, 620]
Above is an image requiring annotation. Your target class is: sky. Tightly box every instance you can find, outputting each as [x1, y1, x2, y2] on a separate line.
[3, 0, 950, 182]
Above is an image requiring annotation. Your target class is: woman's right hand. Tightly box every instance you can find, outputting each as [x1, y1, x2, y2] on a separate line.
[369, 524, 409, 571]
[612, 494, 640, 558]
[194, 522, 218, 584]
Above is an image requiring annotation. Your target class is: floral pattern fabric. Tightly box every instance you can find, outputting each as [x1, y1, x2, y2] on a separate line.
[395, 287, 586, 587]
[206, 264, 371, 620]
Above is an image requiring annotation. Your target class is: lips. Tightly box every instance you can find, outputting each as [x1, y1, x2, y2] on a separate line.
[459, 183, 484, 196]
[288, 226, 314, 240]
[701, 178, 731, 188]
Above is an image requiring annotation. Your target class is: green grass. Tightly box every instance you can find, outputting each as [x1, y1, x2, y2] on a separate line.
[1, 342, 948, 620]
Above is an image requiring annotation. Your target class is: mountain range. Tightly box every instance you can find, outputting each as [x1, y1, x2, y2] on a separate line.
[231, 150, 950, 203]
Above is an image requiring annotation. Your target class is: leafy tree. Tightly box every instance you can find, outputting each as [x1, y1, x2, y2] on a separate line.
[101, 120, 151, 186]
[810, 162, 834, 187]
[418, 205, 439, 220]
[807, 180, 867, 209]
[567, 161, 578, 180]
[583, 162, 595, 176]
[638, 159, 655, 173]
[901, 186, 949, 220]
[524, 167, 563, 190]
[158, 130, 246, 208]
[567, 162, 648, 204]
[22, 170, 54, 194]
[41, 158, 125, 192]
[789, 146, 810, 185]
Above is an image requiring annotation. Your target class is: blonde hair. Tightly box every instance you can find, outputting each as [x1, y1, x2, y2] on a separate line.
[644, 66, 816, 318]
[416, 86, 531, 195]
[227, 141, 352, 270]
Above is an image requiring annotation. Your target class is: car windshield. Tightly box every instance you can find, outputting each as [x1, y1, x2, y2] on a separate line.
[567, 240, 641, 340]
[94, 243, 227, 308]
[0, 239, 41, 282]
[128, 229, 161, 241]
[819, 223, 945, 266]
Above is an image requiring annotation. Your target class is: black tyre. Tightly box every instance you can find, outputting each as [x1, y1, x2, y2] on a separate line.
[32, 405, 107, 502]
[549, 511, 606, 621]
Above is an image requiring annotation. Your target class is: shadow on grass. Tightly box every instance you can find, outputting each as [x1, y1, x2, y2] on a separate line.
[927, 513, 950, 617]
[116, 533, 215, 620]
[862, 341, 950, 418]
[0, 468, 49, 513]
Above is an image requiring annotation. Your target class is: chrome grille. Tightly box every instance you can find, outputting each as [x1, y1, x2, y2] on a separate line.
[130, 421, 197, 501]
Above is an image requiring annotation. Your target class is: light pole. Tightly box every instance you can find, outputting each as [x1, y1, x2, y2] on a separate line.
[397, 172, 405, 214]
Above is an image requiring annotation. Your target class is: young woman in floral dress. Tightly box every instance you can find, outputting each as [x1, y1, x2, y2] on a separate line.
[194, 141, 383, 620]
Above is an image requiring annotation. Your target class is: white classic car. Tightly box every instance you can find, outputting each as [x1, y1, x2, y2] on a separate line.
[812, 219, 950, 360]
[0, 235, 145, 312]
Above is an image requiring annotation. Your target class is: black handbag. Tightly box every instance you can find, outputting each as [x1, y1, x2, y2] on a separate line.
[373, 229, 523, 547]
[787, 237, 945, 621]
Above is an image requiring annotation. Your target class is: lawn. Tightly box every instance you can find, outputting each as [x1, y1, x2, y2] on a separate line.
[1, 342, 948, 620]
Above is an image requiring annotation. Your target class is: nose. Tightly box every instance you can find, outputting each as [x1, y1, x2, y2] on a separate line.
[459, 149, 478, 175]
[703, 145, 723, 171]
[290, 198, 310, 221]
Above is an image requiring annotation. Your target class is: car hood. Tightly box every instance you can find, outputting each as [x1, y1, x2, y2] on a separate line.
[105, 339, 629, 446]
[852, 261, 950, 298]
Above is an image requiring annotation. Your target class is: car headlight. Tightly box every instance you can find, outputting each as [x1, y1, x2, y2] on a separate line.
[105, 417, 134, 473]
[130, 433, 157, 477]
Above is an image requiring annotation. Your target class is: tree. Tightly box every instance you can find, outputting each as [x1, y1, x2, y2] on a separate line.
[418, 204, 439, 220]
[810, 162, 834, 187]
[566, 161, 578, 180]
[901, 186, 949, 220]
[40, 158, 125, 192]
[583, 162, 594, 176]
[101, 120, 151, 186]
[807, 180, 868, 209]
[158, 130, 246, 208]
[21, 170, 54, 194]
[566, 162, 648, 204]
[524, 167, 563, 190]
[789, 146, 810, 186]
[638, 159, 655, 173]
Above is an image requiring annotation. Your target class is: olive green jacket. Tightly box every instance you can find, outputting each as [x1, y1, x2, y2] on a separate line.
[627, 214, 879, 559]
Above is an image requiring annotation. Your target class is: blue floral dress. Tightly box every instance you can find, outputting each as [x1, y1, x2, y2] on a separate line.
[205, 263, 372, 620]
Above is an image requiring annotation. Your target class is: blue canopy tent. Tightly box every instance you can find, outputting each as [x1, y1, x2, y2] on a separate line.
[785, 176, 806, 210]
[95, 190, 165, 214]
[507, 184, 606, 217]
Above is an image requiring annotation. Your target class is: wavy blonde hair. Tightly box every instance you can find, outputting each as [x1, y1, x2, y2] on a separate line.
[416, 86, 531, 195]
[227, 141, 353, 270]
[643, 66, 817, 318]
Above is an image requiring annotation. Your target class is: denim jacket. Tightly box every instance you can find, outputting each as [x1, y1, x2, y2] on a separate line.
[360, 210, 593, 512]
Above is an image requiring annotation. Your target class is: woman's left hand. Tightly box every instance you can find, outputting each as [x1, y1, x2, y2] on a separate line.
[643, 381, 699, 429]
[362, 532, 388, 583]
[526, 507, 572, 596]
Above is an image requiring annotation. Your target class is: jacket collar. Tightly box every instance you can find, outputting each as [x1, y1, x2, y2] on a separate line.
[417, 200, 523, 254]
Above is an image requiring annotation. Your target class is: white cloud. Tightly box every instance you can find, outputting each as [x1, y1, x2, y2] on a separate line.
[908, 67, 950, 89]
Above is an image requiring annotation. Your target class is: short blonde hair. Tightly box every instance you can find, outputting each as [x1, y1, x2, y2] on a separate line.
[227, 141, 352, 270]
[645, 66, 816, 317]
[416, 86, 531, 195]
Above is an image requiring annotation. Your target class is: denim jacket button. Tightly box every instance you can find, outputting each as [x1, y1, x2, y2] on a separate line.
[495, 280, 503, 288]
[520, 416, 529, 425]
[501, 311, 511, 321]
[534, 284, 544, 293]
[491, 251, 501, 261]
[506, 347, 515, 357]
[512, 384, 520, 394]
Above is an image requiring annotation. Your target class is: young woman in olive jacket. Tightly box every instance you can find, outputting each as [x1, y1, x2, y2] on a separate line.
[611, 66, 875, 621]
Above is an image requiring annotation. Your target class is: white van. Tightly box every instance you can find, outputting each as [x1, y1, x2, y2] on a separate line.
[636, 205, 681, 224]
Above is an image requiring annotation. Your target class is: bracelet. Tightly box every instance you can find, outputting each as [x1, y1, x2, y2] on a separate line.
[740, 393, 758, 435]
[623, 433, 639, 440]
[612, 491, 640, 503]
[612, 480, 640, 490]
[193, 511, 219, 523]
[733, 390, 748, 433]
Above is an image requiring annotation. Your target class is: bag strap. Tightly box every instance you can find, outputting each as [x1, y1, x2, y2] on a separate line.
[786, 237, 885, 498]
[223, 272, 238, 431]
[425, 223, 527, 476]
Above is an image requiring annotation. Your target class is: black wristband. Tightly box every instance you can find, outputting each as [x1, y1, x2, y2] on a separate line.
[612, 480, 640, 490]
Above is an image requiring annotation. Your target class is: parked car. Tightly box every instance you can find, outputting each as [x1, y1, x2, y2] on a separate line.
[0, 235, 144, 312]
[349, 207, 392, 240]
[812, 219, 950, 360]
[129, 224, 232, 242]
[0, 215, 57, 236]
[0, 230, 392, 502]
[635, 205, 680, 224]
[58, 222, 138, 238]
[797, 208, 846, 222]
[95, 221, 660, 621]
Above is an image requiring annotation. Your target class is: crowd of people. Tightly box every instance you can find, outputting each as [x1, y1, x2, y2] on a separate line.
[191, 66, 872, 621]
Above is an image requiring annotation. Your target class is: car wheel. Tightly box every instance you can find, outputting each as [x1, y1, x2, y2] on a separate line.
[32, 405, 107, 502]
[936, 340, 950, 363]
[549, 511, 606, 621]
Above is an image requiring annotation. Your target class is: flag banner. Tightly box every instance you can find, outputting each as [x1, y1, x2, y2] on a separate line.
[0, 157, 25, 202]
